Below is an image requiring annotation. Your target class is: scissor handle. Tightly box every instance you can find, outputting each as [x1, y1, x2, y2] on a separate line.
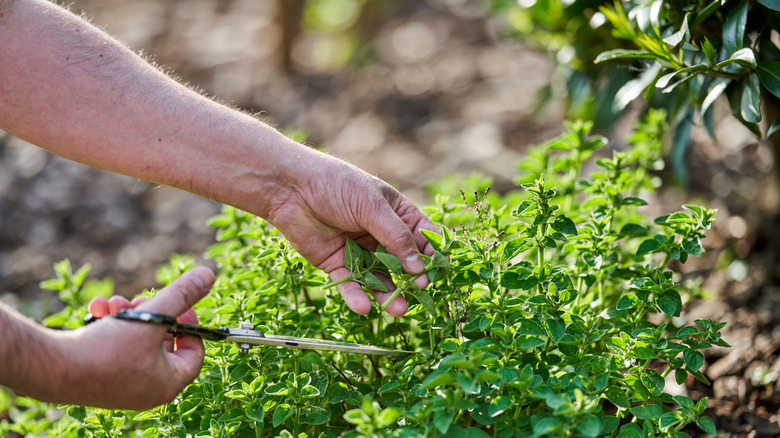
[85, 309, 232, 341]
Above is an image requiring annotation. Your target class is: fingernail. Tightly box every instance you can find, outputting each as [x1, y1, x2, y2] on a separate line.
[405, 254, 419, 263]
[190, 270, 204, 288]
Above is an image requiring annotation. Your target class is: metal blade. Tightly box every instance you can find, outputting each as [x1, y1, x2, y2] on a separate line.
[223, 328, 411, 356]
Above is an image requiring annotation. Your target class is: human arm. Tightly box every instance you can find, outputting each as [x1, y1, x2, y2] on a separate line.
[0, 267, 214, 410]
[0, 0, 437, 316]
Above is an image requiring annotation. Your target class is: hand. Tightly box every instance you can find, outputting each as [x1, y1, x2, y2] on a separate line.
[267, 150, 438, 317]
[69, 267, 215, 410]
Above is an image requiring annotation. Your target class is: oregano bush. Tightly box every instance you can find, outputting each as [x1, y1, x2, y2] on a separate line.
[1, 110, 729, 437]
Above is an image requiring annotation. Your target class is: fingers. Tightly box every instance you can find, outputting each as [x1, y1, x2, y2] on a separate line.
[330, 268, 372, 315]
[87, 295, 133, 317]
[87, 296, 109, 318]
[135, 267, 215, 316]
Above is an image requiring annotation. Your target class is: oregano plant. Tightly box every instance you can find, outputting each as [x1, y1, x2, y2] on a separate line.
[1, 109, 728, 437]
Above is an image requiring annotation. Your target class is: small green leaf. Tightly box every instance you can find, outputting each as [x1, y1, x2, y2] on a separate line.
[273, 403, 295, 427]
[421, 229, 443, 250]
[630, 404, 663, 420]
[489, 396, 512, 417]
[378, 381, 402, 394]
[219, 408, 245, 422]
[605, 386, 631, 409]
[407, 288, 437, 317]
[374, 252, 403, 274]
[552, 216, 577, 235]
[360, 272, 388, 292]
[640, 369, 665, 396]
[684, 348, 705, 372]
[344, 238, 362, 272]
[545, 319, 565, 342]
[620, 224, 649, 234]
[757, 61, 780, 100]
[246, 402, 264, 423]
[377, 407, 401, 429]
[577, 415, 604, 438]
[532, 416, 562, 435]
[697, 416, 717, 434]
[617, 294, 640, 310]
[636, 238, 660, 257]
[422, 370, 454, 389]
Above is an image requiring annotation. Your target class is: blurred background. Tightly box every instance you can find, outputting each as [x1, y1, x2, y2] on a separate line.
[2, 0, 780, 433]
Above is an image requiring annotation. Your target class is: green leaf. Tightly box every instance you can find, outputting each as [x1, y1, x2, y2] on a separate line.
[545, 319, 565, 342]
[272, 403, 295, 427]
[377, 407, 401, 429]
[489, 396, 512, 417]
[740, 74, 762, 124]
[715, 47, 757, 70]
[304, 407, 331, 425]
[640, 370, 665, 396]
[344, 238, 362, 272]
[662, 14, 689, 47]
[757, 62, 780, 100]
[613, 62, 662, 111]
[723, 0, 748, 54]
[422, 370, 454, 389]
[517, 319, 546, 336]
[551, 216, 577, 235]
[246, 402, 264, 423]
[433, 409, 456, 434]
[421, 229, 443, 250]
[636, 238, 660, 257]
[659, 412, 679, 429]
[532, 416, 562, 435]
[769, 115, 780, 138]
[617, 294, 640, 310]
[374, 252, 403, 274]
[701, 78, 730, 116]
[605, 386, 631, 409]
[407, 288, 437, 317]
[684, 348, 705, 372]
[595, 49, 658, 63]
[360, 272, 388, 292]
[682, 236, 703, 256]
[577, 415, 604, 438]
[219, 408, 245, 422]
[378, 381, 402, 394]
[630, 404, 663, 420]
[620, 224, 649, 235]
[697, 416, 717, 434]
[759, 0, 780, 11]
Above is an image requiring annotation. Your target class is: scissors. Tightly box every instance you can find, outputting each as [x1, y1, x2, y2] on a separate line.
[85, 309, 411, 356]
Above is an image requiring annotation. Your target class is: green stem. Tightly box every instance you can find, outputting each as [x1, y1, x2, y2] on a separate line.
[320, 275, 354, 290]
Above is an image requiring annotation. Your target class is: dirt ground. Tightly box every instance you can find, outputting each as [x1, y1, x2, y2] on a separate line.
[2, 0, 779, 436]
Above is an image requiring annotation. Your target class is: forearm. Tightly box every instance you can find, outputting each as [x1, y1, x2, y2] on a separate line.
[0, 0, 306, 218]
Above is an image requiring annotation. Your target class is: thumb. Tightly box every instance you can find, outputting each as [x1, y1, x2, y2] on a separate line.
[136, 267, 215, 317]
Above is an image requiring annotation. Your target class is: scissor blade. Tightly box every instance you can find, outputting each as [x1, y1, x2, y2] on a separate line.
[224, 329, 411, 356]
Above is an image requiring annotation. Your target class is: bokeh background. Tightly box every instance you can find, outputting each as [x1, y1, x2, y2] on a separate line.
[3, 0, 780, 434]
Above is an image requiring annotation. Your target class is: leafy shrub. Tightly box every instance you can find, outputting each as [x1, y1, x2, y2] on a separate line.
[493, 0, 780, 181]
[1, 110, 728, 437]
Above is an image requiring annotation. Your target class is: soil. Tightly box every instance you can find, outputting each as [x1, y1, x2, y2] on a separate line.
[1, 0, 779, 436]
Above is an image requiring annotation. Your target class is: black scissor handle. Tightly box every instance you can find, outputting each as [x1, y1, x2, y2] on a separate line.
[85, 309, 231, 341]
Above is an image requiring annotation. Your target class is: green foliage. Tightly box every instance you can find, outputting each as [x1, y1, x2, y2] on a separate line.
[1, 111, 727, 436]
[494, 0, 780, 182]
